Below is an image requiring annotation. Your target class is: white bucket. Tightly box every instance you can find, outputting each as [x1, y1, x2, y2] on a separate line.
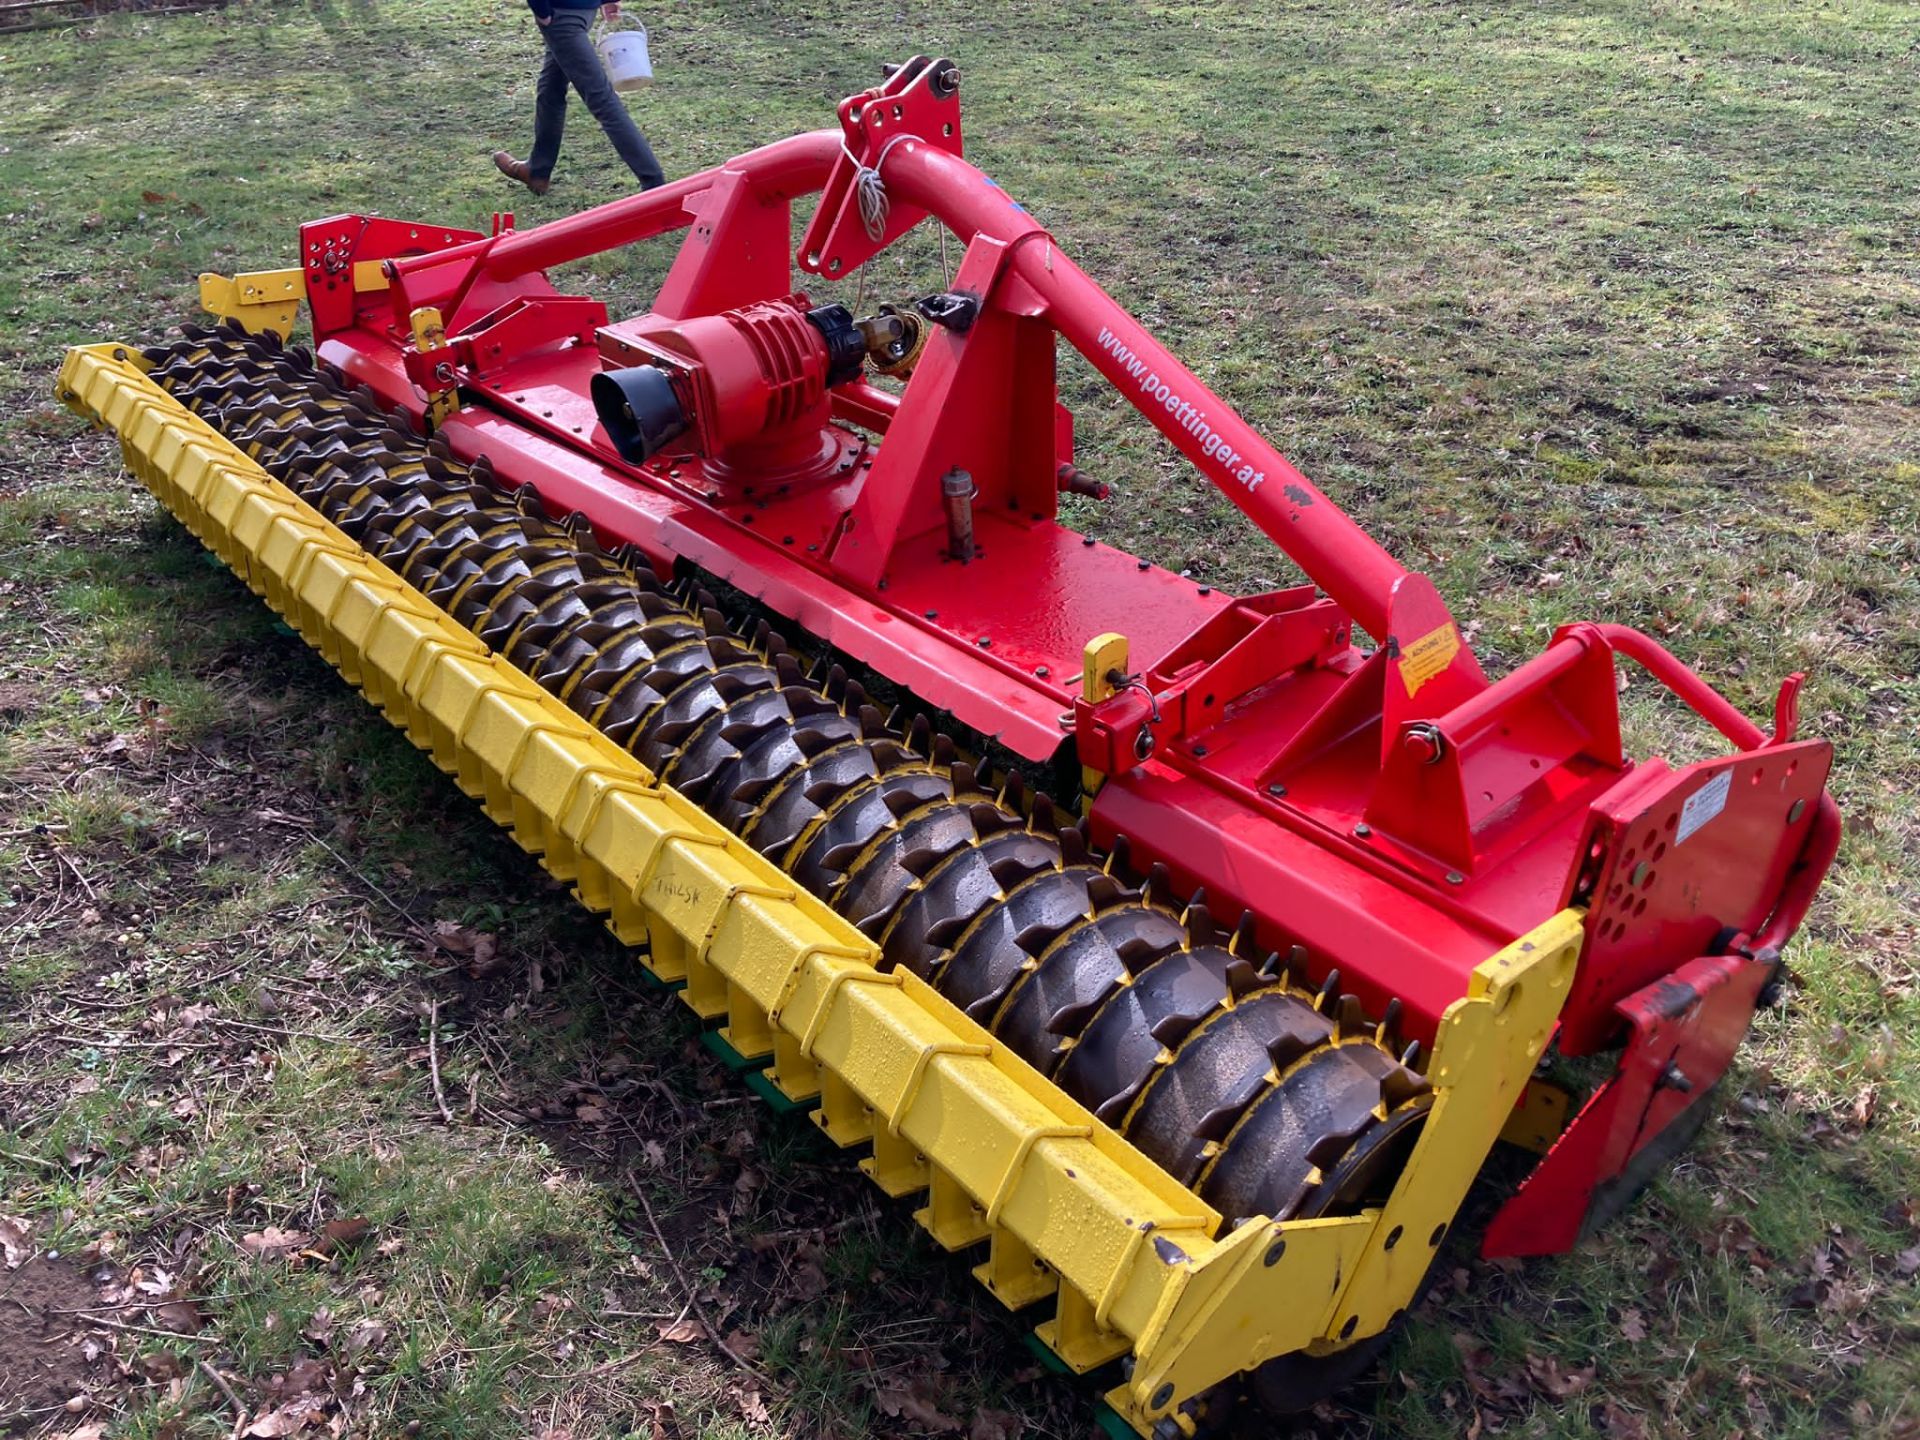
[597, 19, 653, 92]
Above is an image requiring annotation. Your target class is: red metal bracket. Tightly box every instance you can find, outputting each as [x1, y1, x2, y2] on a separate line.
[297, 214, 484, 342]
[402, 295, 609, 392]
[653, 166, 798, 320]
[1560, 736, 1832, 1054]
[1074, 588, 1350, 776]
[800, 56, 965, 280]
[1483, 949, 1775, 1258]
[827, 234, 1059, 587]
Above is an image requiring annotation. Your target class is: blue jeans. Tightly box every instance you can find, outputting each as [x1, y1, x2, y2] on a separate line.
[526, 11, 664, 188]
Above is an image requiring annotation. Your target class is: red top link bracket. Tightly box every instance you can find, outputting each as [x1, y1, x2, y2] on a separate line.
[799, 56, 965, 280]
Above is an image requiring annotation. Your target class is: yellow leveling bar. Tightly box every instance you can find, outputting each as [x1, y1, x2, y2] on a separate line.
[58, 337, 1580, 1432]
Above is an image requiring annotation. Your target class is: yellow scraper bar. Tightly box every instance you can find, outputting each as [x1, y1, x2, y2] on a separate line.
[58, 338, 1580, 1433]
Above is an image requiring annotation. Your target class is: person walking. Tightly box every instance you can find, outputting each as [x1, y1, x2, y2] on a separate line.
[494, 1, 665, 196]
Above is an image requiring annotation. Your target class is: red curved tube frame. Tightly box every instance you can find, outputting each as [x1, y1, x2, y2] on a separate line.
[449, 132, 1409, 639]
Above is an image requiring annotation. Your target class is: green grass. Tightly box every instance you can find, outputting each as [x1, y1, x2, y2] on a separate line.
[3, 1, 1917, 1437]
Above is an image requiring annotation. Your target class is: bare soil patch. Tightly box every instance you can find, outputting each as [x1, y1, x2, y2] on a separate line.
[0, 1255, 116, 1431]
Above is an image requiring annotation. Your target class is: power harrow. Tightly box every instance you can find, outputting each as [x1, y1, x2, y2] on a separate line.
[59, 59, 1839, 1434]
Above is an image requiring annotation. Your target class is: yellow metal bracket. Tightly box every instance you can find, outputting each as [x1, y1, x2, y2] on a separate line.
[198, 269, 305, 339]
[1108, 909, 1582, 1430]
[1078, 630, 1129, 799]
[409, 306, 460, 427]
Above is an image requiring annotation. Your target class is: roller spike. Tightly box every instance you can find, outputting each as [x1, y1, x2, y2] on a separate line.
[1256, 950, 1283, 980]
[1104, 833, 1133, 880]
[1314, 969, 1342, 1013]
[1184, 902, 1217, 946]
[1057, 826, 1088, 866]
[1377, 997, 1403, 1049]
[1400, 1040, 1424, 1072]
[1143, 862, 1172, 907]
[907, 713, 933, 752]
[1029, 793, 1056, 834]
[1334, 994, 1368, 1040]
[1084, 873, 1126, 911]
[1222, 957, 1263, 997]
[1230, 910, 1258, 957]
[950, 760, 976, 794]
[1000, 770, 1027, 812]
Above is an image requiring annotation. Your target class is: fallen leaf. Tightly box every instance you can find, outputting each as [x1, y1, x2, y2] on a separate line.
[1524, 1352, 1594, 1399]
[239, 1227, 310, 1260]
[243, 1395, 328, 1438]
[0, 1213, 30, 1268]
[876, 1380, 963, 1433]
[133, 1265, 175, 1296]
[467, 932, 505, 977]
[1850, 1085, 1878, 1128]
[737, 1390, 771, 1426]
[141, 190, 176, 204]
[1896, 1246, 1920, 1279]
[1617, 1306, 1648, 1342]
[152, 1299, 203, 1334]
[969, 1410, 1022, 1440]
[1599, 1400, 1652, 1439]
[723, 1328, 760, 1363]
[140, 1351, 186, 1382]
[319, 1217, 371, 1252]
[280, 1356, 330, 1394]
[655, 1317, 702, 1344]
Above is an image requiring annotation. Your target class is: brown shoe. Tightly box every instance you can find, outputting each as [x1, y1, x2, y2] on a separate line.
[493, 150, 550, 196]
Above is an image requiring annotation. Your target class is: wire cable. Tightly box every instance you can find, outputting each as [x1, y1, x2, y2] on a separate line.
[843, 134, 917, 242]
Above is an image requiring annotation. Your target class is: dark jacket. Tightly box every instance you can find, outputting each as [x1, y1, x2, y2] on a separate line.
[526, 0, 601, 18]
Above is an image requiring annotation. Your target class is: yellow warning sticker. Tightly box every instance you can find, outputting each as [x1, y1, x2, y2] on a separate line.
[1399, 622, 1460, 698]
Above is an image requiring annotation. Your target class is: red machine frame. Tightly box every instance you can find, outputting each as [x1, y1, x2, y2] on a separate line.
[293, 58, 1838, 1256]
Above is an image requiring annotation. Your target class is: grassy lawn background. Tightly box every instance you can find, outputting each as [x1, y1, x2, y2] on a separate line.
[2, 2, 1916, 1437]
